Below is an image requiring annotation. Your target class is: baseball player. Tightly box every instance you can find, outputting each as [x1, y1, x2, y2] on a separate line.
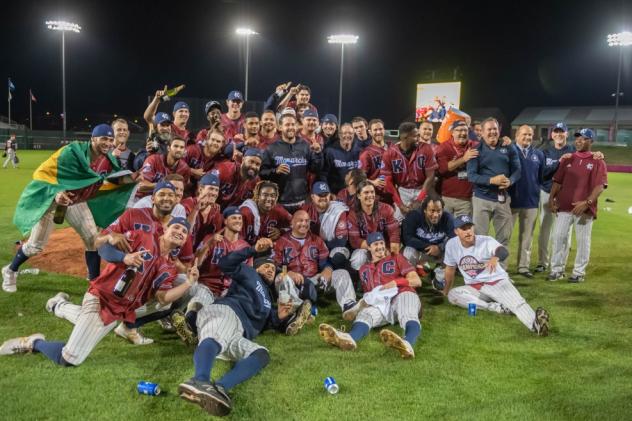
[3, 124, 118, 292]
[259, 110, 279, 145]
[337, 168, 367, 208]
[0, 218, 197, 365]
[319, 232, 423, 359]
[351, 116, 372, 150]
[358, 119, 388, 199]
[181, 173, 224, 250]
[178, 240, 307, 416]
[143, 86, 191, 141]
[547, 129, 607, 283]
[132, 112, 172, 172]
[212, 148, 262, 208]
[321, 123, 361, 194]
[3, 133, 17, 169]
[196, 100, 223, 143]
[221, 90, 246, 142]
[186, 128, 228, 173]
[299, 109, 324, 148]
[442, 215, 550, 335]
[321, 114, 339, 149]
[239, 181, 292, 245]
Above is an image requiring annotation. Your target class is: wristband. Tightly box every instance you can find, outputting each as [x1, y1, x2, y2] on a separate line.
[394, 278, 409, 288]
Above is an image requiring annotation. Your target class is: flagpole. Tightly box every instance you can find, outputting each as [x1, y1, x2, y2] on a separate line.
[29, 90, 33, 131]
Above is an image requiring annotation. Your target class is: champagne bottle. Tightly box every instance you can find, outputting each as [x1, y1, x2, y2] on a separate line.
[113, 266, 138, 297]
[160, 84, 185, 102]
[53, 205, 68, 224]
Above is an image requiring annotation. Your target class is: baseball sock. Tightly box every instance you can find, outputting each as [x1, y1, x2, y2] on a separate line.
[404, 321, 421, 345]
[33, 340, 66, 365]
[185, 311, 199, 336]
[349, 321, 370, 342]
[85, 251, 101, 280]
[193, 338, 221, 382]
[9, 247, 29, 272]
[216, 349, 270, 391]
[126, 309, 172, 329]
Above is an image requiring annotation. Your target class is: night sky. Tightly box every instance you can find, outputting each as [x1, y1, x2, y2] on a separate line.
[2, 0, 631, 131]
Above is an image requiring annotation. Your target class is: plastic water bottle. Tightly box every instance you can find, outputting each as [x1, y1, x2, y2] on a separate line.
[19, 268, 40, 275]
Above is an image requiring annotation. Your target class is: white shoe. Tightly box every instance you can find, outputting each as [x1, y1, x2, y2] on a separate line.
[342, 299, 367, 322]
[0, 333, 45, 355]
[380, 329, 415, 359]
[2, 265, 17, 293]
[45, 292, 70, 313]
[114, 323, 154, 345]
[487, 302, 512, 315]
[318, 323, 357, 351]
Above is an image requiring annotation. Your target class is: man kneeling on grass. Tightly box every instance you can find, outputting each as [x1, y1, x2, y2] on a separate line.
[318, 232, 423, 359]
[442, 215, 550, 336]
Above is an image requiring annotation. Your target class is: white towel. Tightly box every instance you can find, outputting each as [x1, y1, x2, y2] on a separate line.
[239, 199, 261, 236]
[319, 201, 348, 241]
[362, 286, 398, 323]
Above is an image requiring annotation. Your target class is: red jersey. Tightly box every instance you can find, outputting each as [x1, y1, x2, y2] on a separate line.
[553, 151, 608, 218]
[435, 138, 478, 199]
[197, 234, 250, 296]
[212, 161, 259, 208]
[244, 135, 272, 150]
[181, 198, 223, 249]
[88, 230, 177, 325]
[139, 154, 192, 198]
[359, 144, 386, 180]
[381, 143, 437, 205]
[68, 155, 114, 203]
[300, 202, 348, 241]
[336, 188, 357, 208]
[359, 253, 415, 294]
[273, 232, 328, 278]
[184, 143, 225, 172]
[260, 131, 280, 145]
[171, 123, 191, 144]
[221, 113, 245, 141]
[240, 204, 292, 245]
[347, 202, 400, 249]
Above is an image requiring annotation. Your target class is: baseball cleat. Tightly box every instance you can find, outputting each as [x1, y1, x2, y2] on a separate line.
[179, 379, 232, 416]
[318, 323, 357, 351]
[171, 311, 197, 346]
[379, 329, 415, 359]
[285, 300, 312, 336]
[534, 264, 547, 273]
[45, 292, 70, 313]
[2, 265, 17, 293]
[568, 275, 585, 283]
[0, 333, 45, 355]
[114, 323, 154, 345]
[547, 272, 565, 282]
[156, 317, 176, 332]
[518, 270, 534, 279]
[342, 299, 366, 322]
[534, 307, 550, 337]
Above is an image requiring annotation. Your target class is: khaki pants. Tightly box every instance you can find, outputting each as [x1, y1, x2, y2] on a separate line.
[511, 208, 538, 272]
[472, 196, 513, 268]
[442, 196, 472, 218]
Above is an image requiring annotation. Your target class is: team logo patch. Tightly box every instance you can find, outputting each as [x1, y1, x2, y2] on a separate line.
[499, 148, 507, 154]
[459, 255, 486, 278]
[587, 163, 594, 170]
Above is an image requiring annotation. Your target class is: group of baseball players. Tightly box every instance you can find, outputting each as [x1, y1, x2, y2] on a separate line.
[0, 84, 608, 416]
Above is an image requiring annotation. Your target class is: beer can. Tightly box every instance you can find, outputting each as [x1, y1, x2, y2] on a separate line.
[311, 305, 318, 317]
[137, 381, 161, 396]
[468, 302, 477, 316]
[324, 376, 339, 394]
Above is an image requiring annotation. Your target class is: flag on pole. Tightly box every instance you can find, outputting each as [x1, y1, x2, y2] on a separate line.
[8, 78, 15, 91]
[30, 89, 37, 102]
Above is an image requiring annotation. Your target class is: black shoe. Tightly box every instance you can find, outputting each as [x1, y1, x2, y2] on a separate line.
[205, 384, 232, 416]
[518, 270, 534, 279]
[568, 275, 585, 283]
[534, 264, 547, 273]
[285, 300, 312, 336]
[547, 272, 565, 282]
[534, 307, 550, 337]
[179, 379, 232, 416]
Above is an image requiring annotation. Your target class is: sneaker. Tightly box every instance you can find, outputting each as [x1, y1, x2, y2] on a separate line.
[534, 264, 547, 273]
[45, 292, 70, 313]
[171, 311, 197, 346]
[114, 323, 154, 345]
[0, 333, 45, 355]
[156, 317, 176, 332]
[2, 265, 17, 293]
[342, 299, 366, 322]
[547, 272, 565, 282]
[518, 270, 534, 279]
[534, 307, 550, 336]
[285, 300, 312, 336]
[318, 323, 357, 351]
[179, 379, 232, 416]
[568, 275, 585, 283]
[379, 329, 415, 359]
[487, 302, 513, 315]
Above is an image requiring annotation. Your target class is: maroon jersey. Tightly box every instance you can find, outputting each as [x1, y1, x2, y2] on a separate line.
[221, 113, 245, 141]
[336, 188, 357, 208]
[88, 230, 177, 325]
[244, 135, 272, 150]
[171, 124, 191, 144]
[68, 155, 114, 203]
[273, 232, 328, 278]
[553, 151, 608, 218]
[300, 131, 324, 149]
[260, 131, 280, 145]
[347, 202, 400, 249]
[435, 138, 478, 199]
[240, 204, 292, 245]
[184, 143, 225, 172]
[181, 198, 223, 249]
[300, 202, 348, 241]
[197, 234, 250, 296]
[359, 253, 415, 294]
[138, 154, 192, 198]
[211, 161, 259, 208]
[380, 143, 437, 205]
[359, 144, 386, 180]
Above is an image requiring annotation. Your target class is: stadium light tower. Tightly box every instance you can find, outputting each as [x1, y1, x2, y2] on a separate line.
[607, 31, 632, 142]
[46, 20, 81, 141]
[236, 27, 258, 101]
[328, 34, 358, 123]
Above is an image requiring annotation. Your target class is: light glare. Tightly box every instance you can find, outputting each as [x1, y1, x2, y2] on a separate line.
[236, 28, 258, 36]
[328, 34, 359, 44]
[607, 31, 632, 47]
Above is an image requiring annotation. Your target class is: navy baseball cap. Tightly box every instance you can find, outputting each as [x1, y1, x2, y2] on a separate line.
[321, 114, 338, 125]
[302, 109, 319, 119]
[173, 101, 189, 112]
[92, 124, 114, 138]
[254, 255, 275, 269]
[227, 90, 244, 101]
[450, 120, 468, 131]
[168, 217, 191, 231]
[223, 141, 245, 157]
[243, 148, 263, 159]
[454, 215, 475, 229]
[312, 181, 331, 195]
[153, 180, 176, 195]
[574, 128, 595, 140]
[552, 122, 568, 132]
[367, 232, 385, 245]
[154, 112, 172, 125]
[204, 100, 222, 115]
[223, 206, 242, 218]
[199, 173, 220, 187]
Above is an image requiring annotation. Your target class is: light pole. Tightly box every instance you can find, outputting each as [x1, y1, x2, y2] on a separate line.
[46, 20, 81, 141]
[236, 28, 258, 101]
[607, 31, 632, 142]
[328, 34, 358, 123]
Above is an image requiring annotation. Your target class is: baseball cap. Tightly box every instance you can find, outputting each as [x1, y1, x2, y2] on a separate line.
[552, 122, 568, 132]
[223, 141, 245, 157]
[574, 128, 595, 140]
[92, 124, 114, 138]
[167, 216, 191, 231]
[227, 90, 244, 102]
[254, 255, 275, 269]
[173, 101, 189, 112]
[302, 109, 319, 119]
[280, 107, 296, 118]
[367, 232, 385, 245]
[199, 173, 220, 187]
[450, 120, 468, 131]
[204, 100, 222, 115]
[321, 114, 338, 125]
[153, 180, 176, 195]
[454, 215, 475, 229]
[243, 148, 263, 159]
[154, 112, 172, 125]
[312, 181, 331, 195]
[223, 206, 242, 218]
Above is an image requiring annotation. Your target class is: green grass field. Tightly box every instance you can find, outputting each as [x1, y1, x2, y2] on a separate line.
[1, 151, 631, 420]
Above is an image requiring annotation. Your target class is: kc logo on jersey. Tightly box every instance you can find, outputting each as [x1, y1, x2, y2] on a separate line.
[459, 255, 486, 278]
[381, 260, 396, 274]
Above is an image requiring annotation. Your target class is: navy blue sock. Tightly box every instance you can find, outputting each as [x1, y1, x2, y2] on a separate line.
[126, 309, 173, 329]
[216, 349, 270, 391]
[404, 321, 421, 345]
[193, 338, 221, 382]
[186, 311, 199, 336]
[85, 251, 101, 280]
[33, 339, 68, 366]
[349, 321, 370, 342]
[9, 247, 29, 272]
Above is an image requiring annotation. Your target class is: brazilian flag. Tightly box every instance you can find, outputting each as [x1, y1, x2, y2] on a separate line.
[13, 142, 136, 236]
